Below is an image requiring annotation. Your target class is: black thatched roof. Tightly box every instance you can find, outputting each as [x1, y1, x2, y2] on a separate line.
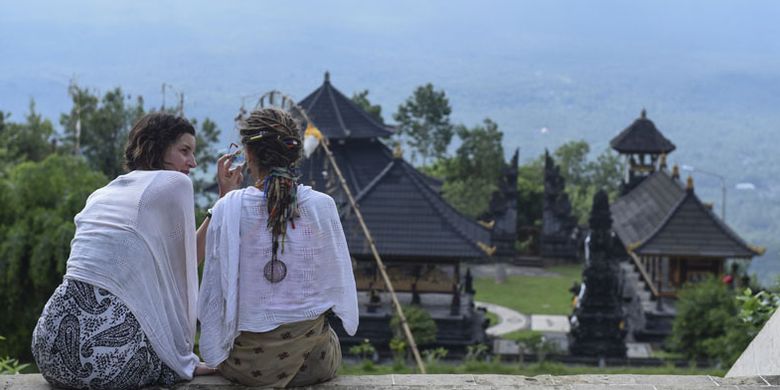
[610, 171, 761, 259]
[301, 140, 491, 261]
[610, 110, 676, 154]
[298, 72, 393, 140]
[344, 156, 491, 260]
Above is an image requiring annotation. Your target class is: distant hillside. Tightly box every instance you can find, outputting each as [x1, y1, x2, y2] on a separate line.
[2, 0, 779, 283]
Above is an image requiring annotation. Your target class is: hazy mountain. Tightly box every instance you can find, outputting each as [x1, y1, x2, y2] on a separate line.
[2, 0, 779, 283]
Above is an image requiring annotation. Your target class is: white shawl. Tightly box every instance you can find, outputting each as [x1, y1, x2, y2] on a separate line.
[198, 185, 358, 367]
[65, 170, 199, 379]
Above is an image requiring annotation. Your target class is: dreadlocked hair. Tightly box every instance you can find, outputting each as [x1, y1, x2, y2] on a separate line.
[240, 108, 303, 263]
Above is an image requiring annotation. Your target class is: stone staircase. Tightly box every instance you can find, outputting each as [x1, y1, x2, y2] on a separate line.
[619, 261, 675, 343]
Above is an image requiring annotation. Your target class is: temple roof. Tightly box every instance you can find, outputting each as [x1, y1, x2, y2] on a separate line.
[610, 110, 676, 154]
[610, 170, 761, 258]
[298, 72, 393, 140]
[343, 155, 491, 260]
[301, 140, 491, 261]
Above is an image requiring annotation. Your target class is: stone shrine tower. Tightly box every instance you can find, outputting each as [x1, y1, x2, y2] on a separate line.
[569, 190, 627, 358]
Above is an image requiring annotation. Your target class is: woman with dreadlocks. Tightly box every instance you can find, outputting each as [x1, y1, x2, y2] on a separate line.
[198, 108, 358, 388]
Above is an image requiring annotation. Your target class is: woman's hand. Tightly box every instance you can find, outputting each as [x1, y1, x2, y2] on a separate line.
[193, 362, 218, 376]
[217, 153, 244, 198]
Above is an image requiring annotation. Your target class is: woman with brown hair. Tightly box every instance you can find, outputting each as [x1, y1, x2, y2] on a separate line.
[31, 112, 236, 389]
[198, 107, 358, 388]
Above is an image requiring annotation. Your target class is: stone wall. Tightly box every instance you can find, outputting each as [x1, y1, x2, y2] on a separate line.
[4, 373, 779, 389]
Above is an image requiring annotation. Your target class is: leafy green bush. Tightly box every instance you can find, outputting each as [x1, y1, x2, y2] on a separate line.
[669, 278, 780, 367]
[509, 330, 558, 362]
[389, 305, 437, 346]
[0, 155, 106, 360]
[0, 336, 29, 375]
[389, 338, 407, 369]
[737, 287, 780, 337]
[670, 278, 737, 362]
[465, 343, 489, 363]
[422, 347, 448, 365]
[348, 338, 376, 362]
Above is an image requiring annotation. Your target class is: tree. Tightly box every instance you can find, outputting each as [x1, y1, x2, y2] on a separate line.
[0, 111, 9, 173]
[425, 118, 505, 218]
[451, 119, 505, 180]
[58, 84, 221, 208]
[512, 141, 622, 252]
[590, 148, 622, 195]
[394, 83, 454, 165]
[0, 155, 107, 360]
[60, 84, 145, 178]
[546, 140, 622, 224]
[351, 90, 384, 125]
[553, 141, 591, 187]
[0, 101, 56, 165]
[516, 157, 545, 251]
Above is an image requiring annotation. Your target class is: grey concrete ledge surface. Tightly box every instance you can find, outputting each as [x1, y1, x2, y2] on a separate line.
[4, 374, 780, 389]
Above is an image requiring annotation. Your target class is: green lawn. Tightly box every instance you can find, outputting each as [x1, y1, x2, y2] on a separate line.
[484, 311, 499, 326]
[500, 329, 542, 343]
[474, 264, 582, 315]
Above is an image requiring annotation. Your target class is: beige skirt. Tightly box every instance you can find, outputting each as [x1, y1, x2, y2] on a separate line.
[219, 314, 341, 388]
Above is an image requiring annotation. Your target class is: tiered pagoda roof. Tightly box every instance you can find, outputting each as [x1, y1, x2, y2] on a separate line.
[610, 170, 761, 258]
[299, 72, 393, 140]
[610, 110, 676, 154]
[342, 151, 491, 260]
[299, 74, 490, 261]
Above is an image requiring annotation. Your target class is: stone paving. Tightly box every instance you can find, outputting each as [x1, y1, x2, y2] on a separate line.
[5, 374, 780, 389]
[476, 302, 574, 337]
[531, 315, 571, 333]
[469, 264, 561, 278]
[476, 301, 530, 336]
[625, 342, 653, 359]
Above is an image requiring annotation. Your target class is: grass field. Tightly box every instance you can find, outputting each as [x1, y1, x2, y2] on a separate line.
[484, 311, 499, 326]
[474, 264, 582, 315]
[499, 329, 542, 343]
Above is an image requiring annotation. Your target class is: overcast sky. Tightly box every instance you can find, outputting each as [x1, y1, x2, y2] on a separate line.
[3, 0, 778, 140]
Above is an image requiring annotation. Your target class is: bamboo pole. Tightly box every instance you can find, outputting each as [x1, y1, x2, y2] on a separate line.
[319, 138, 427, 374]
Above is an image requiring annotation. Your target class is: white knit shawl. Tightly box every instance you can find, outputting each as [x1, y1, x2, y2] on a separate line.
[65, 170, 199, 379]
[198, 185, 358, 367]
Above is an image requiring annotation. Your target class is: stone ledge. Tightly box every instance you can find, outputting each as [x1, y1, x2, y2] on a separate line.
[2, 374, 779, 389]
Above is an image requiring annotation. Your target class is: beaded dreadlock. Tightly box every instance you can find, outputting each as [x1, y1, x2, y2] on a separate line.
[240, 108, 303, 283]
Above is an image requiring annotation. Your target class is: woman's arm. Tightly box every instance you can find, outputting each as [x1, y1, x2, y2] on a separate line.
[196, 216, 210, 266]
[197, 153, 243, 265]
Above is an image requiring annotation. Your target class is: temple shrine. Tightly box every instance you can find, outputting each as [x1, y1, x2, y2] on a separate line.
[609, 110, 764, 342]
[299, 72, 517, 351]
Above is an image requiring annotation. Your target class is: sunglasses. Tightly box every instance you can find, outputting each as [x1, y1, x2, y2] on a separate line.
[226, 143, 246, 172]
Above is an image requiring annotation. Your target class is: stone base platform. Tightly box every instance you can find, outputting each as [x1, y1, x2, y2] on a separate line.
[3, 374, 780, 389]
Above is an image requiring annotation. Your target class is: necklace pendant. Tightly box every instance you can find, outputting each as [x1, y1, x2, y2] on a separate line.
[263, 259, 287, 283]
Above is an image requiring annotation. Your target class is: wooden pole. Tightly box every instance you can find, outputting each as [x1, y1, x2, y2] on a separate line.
[319, 138, 427, 374]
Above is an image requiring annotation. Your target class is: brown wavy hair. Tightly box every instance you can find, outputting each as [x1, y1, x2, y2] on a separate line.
[124, 112, 196, 171]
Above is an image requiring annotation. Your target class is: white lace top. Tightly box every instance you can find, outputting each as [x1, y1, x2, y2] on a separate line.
[198, 185, 359, 367]
[65, 170, 199, 379]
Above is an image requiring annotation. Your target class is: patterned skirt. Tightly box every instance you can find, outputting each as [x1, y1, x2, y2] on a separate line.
[31, 278, 181, 390]
[219, 314, 341, 388]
